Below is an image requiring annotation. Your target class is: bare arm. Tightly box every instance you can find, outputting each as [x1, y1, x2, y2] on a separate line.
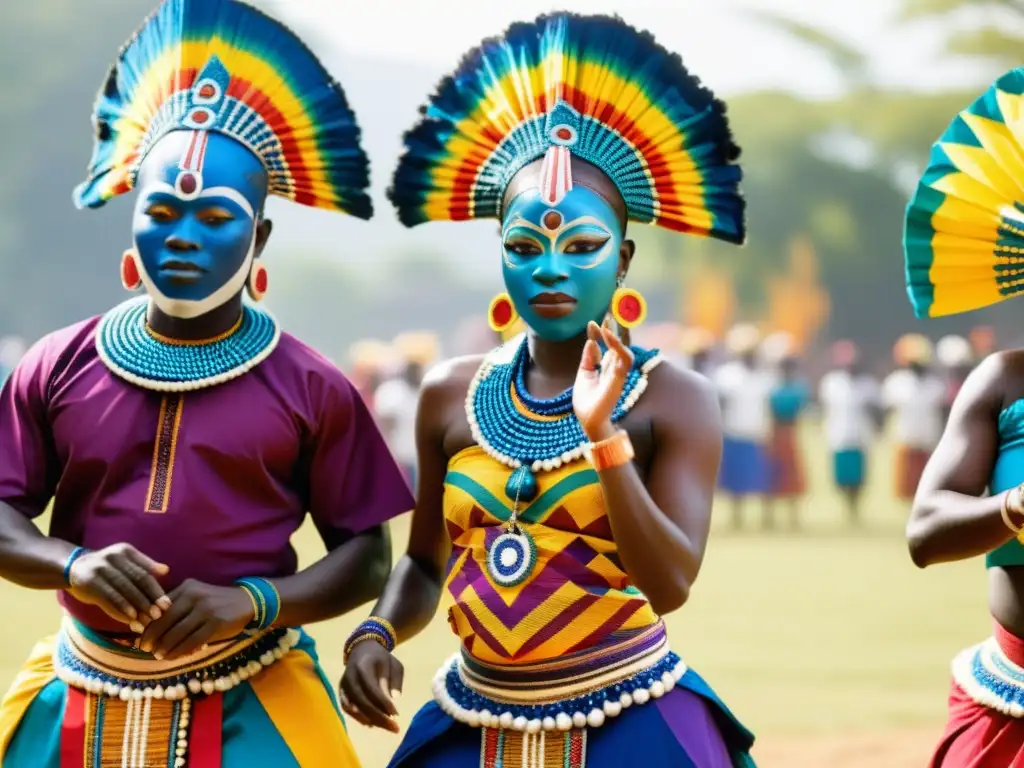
[339, 360, 467, 731]
[907, 354, 1015, 567]
[594, 364, 721, 615]
[273, 525, 391, 628]
[0, 500, 76, 589]
[363, 364, 459, 642]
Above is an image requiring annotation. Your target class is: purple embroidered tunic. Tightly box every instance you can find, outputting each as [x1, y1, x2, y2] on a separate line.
[0, 317, 414, 631]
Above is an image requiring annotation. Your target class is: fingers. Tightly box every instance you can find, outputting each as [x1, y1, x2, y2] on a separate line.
[339, 691, 374, 728]
[388, 656, 405, 701]
[599, 322, 634, 370]
[578, 339, 601, 373]
[87, 580, 140, 626]
[121, 545, 170, 578]
[120, 555, 170, 614]
[140, 595, 192, 655]
[107, 556, 158, 622]
[162, 621, 213, 660]
[346, 674, 400, 733]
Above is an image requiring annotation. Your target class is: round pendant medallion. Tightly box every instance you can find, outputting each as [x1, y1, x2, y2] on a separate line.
[486, 530, 537, 587]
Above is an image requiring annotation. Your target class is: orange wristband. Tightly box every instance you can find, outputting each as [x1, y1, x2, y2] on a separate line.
[587, 431, 634, 472]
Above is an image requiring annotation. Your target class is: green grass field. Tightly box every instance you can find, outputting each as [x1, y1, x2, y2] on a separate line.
[0, 426, 991, 766]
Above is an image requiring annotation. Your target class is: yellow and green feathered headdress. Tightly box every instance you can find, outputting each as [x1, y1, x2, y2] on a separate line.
[904, 67, 1024, 318]
[388, 13, 745, 244]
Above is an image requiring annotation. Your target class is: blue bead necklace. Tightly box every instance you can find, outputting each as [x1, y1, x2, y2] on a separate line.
[96, 296, 281, 392]
[468, 335, 660, 503]
[469, 335, 660, 586]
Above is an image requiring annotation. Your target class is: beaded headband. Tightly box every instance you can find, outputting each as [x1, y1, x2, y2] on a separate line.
[74, 0, 372, 219]
[904, 67, 1024, 318]
[389, 13, 745, 244]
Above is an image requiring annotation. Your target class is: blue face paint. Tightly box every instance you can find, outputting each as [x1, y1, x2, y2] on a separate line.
[501, 186, 622, 342]
[132, 130, 268, 318]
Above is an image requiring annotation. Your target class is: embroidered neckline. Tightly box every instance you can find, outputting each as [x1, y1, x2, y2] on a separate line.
[96, 296, 280, 392]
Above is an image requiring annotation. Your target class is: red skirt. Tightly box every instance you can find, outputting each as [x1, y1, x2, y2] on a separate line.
[895, 445, 930, 501]
[769, 422, 805, 498]
[930, 623, 1024, 767]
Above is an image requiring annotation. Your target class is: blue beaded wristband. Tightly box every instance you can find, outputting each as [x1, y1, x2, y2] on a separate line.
[234, 577, 281, 631]
[63, 547, 89, 586]
[344, 617, 397, 663]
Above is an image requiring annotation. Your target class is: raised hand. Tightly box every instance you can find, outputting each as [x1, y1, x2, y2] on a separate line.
[68, 543, 171, 632]
[573, 320, 635, 442]
[339, 640, 404, 733]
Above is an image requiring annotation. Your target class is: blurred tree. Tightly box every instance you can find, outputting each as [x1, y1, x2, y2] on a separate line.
[898, 0, 1022, 66]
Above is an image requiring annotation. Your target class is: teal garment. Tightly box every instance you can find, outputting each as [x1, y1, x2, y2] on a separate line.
[988, 399, 1024, 568]
[770, 380, 809, 423]
[2, 680, 65, 768]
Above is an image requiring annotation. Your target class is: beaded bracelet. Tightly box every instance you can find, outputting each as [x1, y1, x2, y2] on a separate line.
[344, 617, 397, 664]
[63, 547, 89, 587]
[235, 577, 281, 631]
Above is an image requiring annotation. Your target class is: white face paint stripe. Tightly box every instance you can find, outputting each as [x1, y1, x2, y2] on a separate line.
[148, 182, 255, 219]
[539, 145, 573, 206]
[135, 227, 257, 320]
[179, 130, 209, 173]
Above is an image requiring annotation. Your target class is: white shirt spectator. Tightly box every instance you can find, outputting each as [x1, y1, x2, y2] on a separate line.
[372, 376, 419, 468]
[882, 368, 947, 451]
[818, 370, 880, 451]
[713, 361, 776, 443]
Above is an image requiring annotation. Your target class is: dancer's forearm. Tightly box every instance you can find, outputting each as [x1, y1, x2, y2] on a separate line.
[363, 553, 444, 644]
[273, 525, 392, 628]
[908, 490, 1016, 567]
[0, 501, 75, 589]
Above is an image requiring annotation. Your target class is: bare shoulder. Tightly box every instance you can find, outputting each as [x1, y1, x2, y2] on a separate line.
[646, 358, 718, 405]
[420, 353, 487, 408]
[641, 358, 720, 430]
[951, 350, 1022, 418]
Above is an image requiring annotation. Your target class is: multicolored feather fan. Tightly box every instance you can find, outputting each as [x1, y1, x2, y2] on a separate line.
[904, 67, 1024, 318]
[388, 13, 745, 244]
[74, 0, 372, 218]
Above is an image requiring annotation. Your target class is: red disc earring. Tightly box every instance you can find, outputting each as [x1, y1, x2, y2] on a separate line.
[121, 250, 142, 291]
[611, 286, 647, 328]
[247, 263, 269, 302]
[488, 293, 518, 333]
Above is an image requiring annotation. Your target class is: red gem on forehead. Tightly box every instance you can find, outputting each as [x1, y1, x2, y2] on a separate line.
[555, 127, 572, 140]
[178, 172, 198, 195]
[191, 111, 210, 125]
[542, 210, 563, 230]
[198, 84, 216, 98]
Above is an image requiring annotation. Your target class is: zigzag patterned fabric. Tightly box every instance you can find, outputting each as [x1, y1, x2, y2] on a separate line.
[389, 13, 745, 243]
[74, 0, 372, 218]
[442, 447, 657, 664]
[904, 67, 1024, 318]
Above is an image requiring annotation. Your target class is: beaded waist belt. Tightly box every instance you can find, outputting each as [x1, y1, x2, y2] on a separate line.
[433, 620, 685, 733]
[953, 622, 1024, 717]
[53, 615, 300, 700]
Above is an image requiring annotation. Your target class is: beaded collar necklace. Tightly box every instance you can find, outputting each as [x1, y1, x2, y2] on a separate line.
[468, 334, 661, 587]
[96, 296, 280, 392]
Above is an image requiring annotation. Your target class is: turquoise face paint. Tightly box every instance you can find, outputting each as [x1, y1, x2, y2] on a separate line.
[501, 186, 621, 342]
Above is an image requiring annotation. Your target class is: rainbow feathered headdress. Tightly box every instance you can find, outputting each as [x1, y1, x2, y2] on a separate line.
[74, 0, 372, 219]
[904, 67, 1024, 318]
[388, 13, 745, 244]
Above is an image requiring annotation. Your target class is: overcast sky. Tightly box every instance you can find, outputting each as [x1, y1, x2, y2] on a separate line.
[266, 0, 991, 97]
